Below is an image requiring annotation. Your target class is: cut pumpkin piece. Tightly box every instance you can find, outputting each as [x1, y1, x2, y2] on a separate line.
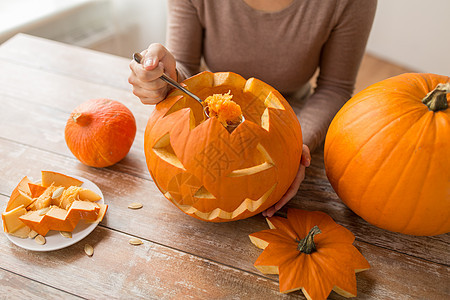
[16, 176, 32, 196]
[78, 188, 102, 202]
[19, 201, 107, 236]
[18, 210, 48, 236]
[28, 183, 47, 198]
[69, 201, 101, 222]
[86, 203, 108, 224]
[6, 190, 34, 212]
[4, 171, 106, 237]
[2, 205, 28, 233]
[41, 171, 83, 188]
[6, 176, 32, 212]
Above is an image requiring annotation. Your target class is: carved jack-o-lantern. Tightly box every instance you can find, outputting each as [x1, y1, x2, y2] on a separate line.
[144, 72, 302, 222]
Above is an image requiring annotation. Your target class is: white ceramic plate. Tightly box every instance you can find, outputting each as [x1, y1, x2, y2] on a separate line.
[3, 175, 104, 251]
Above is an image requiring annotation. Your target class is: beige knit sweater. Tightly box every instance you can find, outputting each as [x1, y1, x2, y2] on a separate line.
[166, 0, 377, 151]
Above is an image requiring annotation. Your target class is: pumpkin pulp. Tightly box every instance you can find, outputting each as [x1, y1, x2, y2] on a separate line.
[422, 82, 449, 111]
[203, 90, 243, 127]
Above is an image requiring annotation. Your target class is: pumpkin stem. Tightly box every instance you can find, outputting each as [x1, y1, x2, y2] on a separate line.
[422, 83, 449, 112]
[71, 112, 90, 126]
[297, 225, 321, 254]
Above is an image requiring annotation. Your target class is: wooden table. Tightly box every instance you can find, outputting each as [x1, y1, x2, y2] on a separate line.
[0, 34, 448, 299]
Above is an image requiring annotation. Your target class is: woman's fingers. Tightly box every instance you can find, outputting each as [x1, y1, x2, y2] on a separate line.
[143, 43, 177, 80]
[131, 85, 168, 105]
[301, 144, 311, 167]
[128, 43, 178, 105]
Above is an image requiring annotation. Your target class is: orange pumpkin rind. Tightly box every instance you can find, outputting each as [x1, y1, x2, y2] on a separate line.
[324, 73, 450, 236]
[249, 208, 370, 299]
[65, 98, 136, 168]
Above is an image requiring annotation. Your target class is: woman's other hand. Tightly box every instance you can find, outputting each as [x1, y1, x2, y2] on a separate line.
[128, 43, 177, 105]
[262, 144, 311, 217]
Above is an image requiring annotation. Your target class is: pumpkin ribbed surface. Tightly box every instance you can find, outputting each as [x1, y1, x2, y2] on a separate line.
[65, 98, 136, 168]
[324, 73, 450, 236]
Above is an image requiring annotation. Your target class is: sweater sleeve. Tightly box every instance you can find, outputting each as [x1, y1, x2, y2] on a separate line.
[166, 0, 204, 81]
[297, 0, 377, 152]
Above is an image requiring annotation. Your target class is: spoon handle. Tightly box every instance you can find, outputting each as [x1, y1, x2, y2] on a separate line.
[133, 53, 203, 103]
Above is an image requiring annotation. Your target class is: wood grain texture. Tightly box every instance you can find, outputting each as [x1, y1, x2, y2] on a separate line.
[0, 34, 449, 299]
[0, 34, 131, 91]
[0, 268, 82, 299]
[0, 197, 293, 300]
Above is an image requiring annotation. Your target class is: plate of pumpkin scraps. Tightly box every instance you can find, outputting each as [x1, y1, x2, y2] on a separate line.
[1, 171, 108, 251]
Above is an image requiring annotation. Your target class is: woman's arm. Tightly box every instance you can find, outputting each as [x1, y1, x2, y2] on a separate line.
[166, 0, 204, 81]
[298, 0, 377, 152]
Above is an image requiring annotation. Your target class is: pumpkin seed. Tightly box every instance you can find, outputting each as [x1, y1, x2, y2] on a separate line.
[84, 244, 94, 257]
[60, 231, 72, 238]
[52, 187, 65, 199]
[129, 238, 143, 245]
[128, 202, 143, 209]
[28, 230, 38, 239]
[38, 207, 51, 216]
[35, 235, 46, 245]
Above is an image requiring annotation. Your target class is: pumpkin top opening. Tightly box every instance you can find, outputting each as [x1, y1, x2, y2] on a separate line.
[203, 91, 243, 127]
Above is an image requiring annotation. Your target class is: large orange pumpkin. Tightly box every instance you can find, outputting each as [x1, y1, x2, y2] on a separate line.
[144, 72, 302, 222]
[324, 73, 450, 236]
[65, 98, 137, 168]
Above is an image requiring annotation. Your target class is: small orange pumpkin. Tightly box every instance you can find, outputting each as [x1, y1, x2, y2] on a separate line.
[324, 73, 450, 236]
[144, 72, 302, 222]
[65, 98, 136, 168]
[249, 208, 370, 298]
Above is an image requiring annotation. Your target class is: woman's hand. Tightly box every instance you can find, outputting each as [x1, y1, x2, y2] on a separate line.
[262, 144, 311, 217]
[128, 43, 177, 105]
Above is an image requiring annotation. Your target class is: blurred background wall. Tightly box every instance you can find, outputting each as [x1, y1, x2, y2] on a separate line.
[0, 0, 448, 75]
[366, 0, 449, 75]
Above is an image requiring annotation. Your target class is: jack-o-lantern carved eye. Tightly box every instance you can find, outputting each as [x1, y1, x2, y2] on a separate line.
[152, 133, 185, 170]
[261, 91, 286, 131]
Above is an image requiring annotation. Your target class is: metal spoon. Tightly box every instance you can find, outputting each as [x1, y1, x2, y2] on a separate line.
[133, 52, 204, 104]
[133, 52, 244, 131]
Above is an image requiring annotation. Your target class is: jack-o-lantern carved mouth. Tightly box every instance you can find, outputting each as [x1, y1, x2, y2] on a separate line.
[154, 171, 277, 221]
[151, 131, 277, 220]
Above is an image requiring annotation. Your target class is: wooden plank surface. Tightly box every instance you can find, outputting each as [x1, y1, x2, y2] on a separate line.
[0, 34, 449, 299]
[0, 268, 82, 299]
